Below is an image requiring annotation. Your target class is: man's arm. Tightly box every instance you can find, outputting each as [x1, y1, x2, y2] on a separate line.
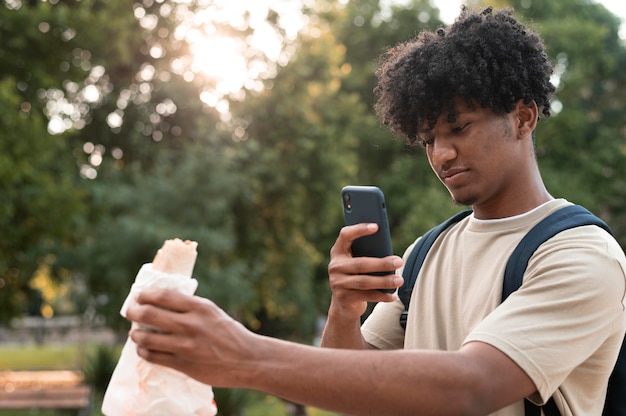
[128, 289, 537, 416]
[319, 223, 403, 349]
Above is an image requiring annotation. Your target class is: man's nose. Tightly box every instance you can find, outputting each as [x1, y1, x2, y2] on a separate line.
[430, 137, 457, 166]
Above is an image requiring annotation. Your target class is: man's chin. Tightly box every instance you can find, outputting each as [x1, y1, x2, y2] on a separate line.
[450, 192, 477, 208]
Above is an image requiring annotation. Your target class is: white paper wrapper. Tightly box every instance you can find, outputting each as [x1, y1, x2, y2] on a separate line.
[102, 242, 217, 416]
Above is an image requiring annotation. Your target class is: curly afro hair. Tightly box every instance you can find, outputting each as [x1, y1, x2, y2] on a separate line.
[373, 6, 556, 146]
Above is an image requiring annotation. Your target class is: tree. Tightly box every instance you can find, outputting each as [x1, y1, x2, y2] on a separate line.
[224, 20, 366, 336]
[0, 0, 154, 321]
[4, 0, 624, 413]
[332, 0, 462, 251]
[0, 76, 86, 321]
[491, 0, 626, 245]
[333, 0, 626, 249]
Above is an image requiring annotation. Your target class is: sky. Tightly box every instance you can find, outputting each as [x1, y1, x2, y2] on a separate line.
[435, 0, 626, 38]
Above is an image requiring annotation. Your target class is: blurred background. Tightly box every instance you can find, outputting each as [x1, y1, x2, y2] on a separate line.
[1, 0, 625, 414]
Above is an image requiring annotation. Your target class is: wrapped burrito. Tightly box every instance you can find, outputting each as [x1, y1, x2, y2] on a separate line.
[102, 239, 218, 416]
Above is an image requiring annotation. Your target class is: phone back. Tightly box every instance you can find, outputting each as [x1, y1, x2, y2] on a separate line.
[341, 186, 393, 259]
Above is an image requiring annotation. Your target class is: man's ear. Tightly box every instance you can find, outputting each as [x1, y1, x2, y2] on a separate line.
[515, 99, 539, 140]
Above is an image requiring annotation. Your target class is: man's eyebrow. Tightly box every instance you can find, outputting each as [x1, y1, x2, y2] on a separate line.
[454, 108, 474, 117]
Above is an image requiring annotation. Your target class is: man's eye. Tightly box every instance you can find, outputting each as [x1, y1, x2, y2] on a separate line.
[452, 123, 469, 133]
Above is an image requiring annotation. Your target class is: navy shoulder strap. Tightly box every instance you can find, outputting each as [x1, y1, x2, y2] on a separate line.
[500, 206, 619, 416]
[399, 209, 471, 329]
[400, 205, 611, 317]
[501, 204, 612, 302]
[398, 204, 620, 416]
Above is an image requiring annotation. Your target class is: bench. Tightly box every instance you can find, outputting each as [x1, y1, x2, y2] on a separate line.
[0, 370, 93, 416]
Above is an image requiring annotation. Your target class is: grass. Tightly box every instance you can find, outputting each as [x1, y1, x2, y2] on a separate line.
[0, 344, 87, 370]
[0, 344, 340, 416]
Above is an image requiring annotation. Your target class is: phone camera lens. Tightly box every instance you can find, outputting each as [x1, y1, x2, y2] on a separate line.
[343, 192, 352, 210]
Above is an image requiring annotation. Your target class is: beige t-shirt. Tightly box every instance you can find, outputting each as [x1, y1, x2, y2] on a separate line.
[361, 199, 626, 416]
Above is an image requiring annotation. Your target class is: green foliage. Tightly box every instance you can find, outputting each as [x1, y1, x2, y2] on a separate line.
[1, 0, 625, 358]
[224, 26, 368, 333]
[1, 1, 626, 414]
[0, 1, 88, 97]
[0, 76, 87, 321]
[55, 135, 241, 325]
[331, 0, 460, 249]
[508, 0, 626, 241]
[83, 344, 120, 393]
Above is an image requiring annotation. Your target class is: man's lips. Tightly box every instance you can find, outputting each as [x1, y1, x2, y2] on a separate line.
[440, 168, 469, 186]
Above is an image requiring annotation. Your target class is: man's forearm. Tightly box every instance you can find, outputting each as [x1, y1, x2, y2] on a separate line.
[127, 290, 535, 415]
[241, 336, 528, 416]
[319, 305, 369, 349]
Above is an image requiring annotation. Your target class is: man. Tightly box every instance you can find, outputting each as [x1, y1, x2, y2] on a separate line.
[127, 6, 626, 415]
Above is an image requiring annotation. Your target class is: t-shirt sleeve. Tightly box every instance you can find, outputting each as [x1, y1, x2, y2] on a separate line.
[361, 297, 406, 349]
[361, 241, 418, 350]
[463, 227, 626, 404]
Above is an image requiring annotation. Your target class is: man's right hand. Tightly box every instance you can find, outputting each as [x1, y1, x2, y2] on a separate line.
[320, 223, 403, 349]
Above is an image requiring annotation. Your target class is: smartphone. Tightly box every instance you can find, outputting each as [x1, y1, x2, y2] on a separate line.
[341, 185, 395, 293]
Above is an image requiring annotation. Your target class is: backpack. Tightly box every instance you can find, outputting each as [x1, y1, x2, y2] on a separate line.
[398, 204, 625, 416]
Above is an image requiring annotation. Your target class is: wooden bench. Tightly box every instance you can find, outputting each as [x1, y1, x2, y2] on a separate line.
[0, 370, 92, 415]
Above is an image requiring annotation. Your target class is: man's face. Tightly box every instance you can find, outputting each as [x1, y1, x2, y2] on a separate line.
[418, 98, 528, 214]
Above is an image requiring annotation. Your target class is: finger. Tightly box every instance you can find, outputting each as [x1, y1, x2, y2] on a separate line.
[329, 255, 403, 277]
[134, 288, 196, 313]
[126, 303, 175, 333]
[329, 277, 401, 308]
[129, 294, 222, 336]
[135, 343, 177, 368]
[353, 255, 404, 275]
[331, 223, 380, 255]
[130, 326, 177, 353]
[344, 272, 404, 292]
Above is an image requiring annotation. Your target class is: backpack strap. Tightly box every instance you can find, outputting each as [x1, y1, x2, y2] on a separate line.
[399, 210, 472, 329]
[501, 204, 612, 302]
[398, 204, 615, 416]
[499, 204, 612, 416]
